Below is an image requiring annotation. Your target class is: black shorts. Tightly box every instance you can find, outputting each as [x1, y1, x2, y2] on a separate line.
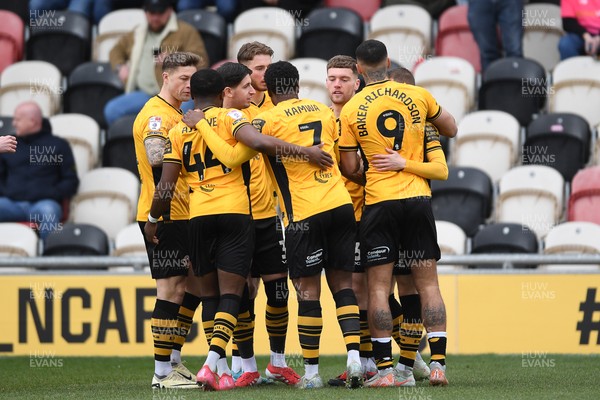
[360, 197, 440, 269]
[189, 213, 254, 278]
[285, 204, 356, 279]
[353, 221, 364, 273]
[251, 216, 287, 278]
[138, 220, 190, 279]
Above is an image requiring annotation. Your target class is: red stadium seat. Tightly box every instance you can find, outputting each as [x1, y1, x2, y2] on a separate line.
[568, 166, 600, 225]
[0, 10, 24, 74]
[435, 5, 481, 73]
[325, 0, 381, 21]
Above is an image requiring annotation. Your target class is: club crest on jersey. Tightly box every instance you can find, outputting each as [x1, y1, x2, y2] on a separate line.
[164, 138, 172, 154]
[149, 116, 162, 130]
[252, 119, 266, 133]
[313, 170, 332, 184]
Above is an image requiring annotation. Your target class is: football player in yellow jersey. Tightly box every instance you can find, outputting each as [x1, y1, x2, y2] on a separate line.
[254, 61, 363, 390]
[339, 40, 457, 388]
[145, 68, 334, 391]
[133, 52, 201, 390]
[237, 41, 274, 110]
[325, 55, 378, 385]
[214, 62, 301, 387]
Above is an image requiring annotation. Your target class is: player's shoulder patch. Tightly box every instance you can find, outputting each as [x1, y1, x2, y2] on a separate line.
[148, 116, 162, 131]
[227, 109, 244, 120]
[424, 122, 440, 142]
[252, 118, 266, 133]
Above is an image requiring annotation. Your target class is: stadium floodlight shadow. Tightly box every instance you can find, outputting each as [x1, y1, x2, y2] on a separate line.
[103, 114, 137, 177]
[177, 9, 227, 66]
[431, 166, 493, 237]
[478, 57, 547, 126]
[64, 62, 124, 129]
[26, 10, 91, 76]
[43, 222, 109, 257]
[524, 113, 591, 182]
[471, 222, 539, 269]
[296, 7, 364, 60]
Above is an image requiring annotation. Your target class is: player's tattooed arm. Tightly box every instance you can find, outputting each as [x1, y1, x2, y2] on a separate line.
[144, 136, 167, 167]
[144, 162, 181, 244]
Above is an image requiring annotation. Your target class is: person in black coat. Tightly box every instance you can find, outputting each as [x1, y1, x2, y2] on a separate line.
[0, 101, 79, 238]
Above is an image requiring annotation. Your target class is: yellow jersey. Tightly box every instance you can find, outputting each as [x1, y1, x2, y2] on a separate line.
[337, 117, 365, 222]
[243, 103, 277, 219]
[134, 95, 189, 221]
[339, 80, 442, 204]
[253, 98, 352, 226]
[253, 91, 273, 110]
[163, 106, 251, 218]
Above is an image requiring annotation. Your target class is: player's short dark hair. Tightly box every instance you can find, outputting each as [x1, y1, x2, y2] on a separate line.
[327, 55, 358, 75]
[388, 67, 415, 85]
[264, 61, 299, 96]
[237, 41, 274, 64]
[190, 68, 225, 99]
[355, 40, 388, 66]
[216, 62, 252, 88]
[162, 52, 201, 73]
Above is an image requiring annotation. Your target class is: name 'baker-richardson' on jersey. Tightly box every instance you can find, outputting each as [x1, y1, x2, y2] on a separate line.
[163, 106, 252, 218]
[134, 95, 189, 221]
[339, 80, 442, 204]
[253, 98, 351, 226]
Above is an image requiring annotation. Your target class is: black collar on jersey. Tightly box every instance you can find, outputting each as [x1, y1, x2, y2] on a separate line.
[252, 92, 267, 107]
[155, 95, 183, 115]
[202, 106, 215, 112]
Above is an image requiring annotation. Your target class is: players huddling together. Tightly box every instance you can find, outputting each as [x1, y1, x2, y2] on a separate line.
[139, 38, 457, 391]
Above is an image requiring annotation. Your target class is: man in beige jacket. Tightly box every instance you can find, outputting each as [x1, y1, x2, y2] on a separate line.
[104, 0, 208, 126]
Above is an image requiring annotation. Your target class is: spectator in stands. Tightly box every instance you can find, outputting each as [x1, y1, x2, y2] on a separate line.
[0, 136, 17, 153]
[105, 0, 209, 126]
[467, 0, 524, 71]
[0, 102, 79, 239]
[239, 0, 320, 20]
[558, 0, 600, 59]
[176, 0, 239, 22]
[29, 0, 111, 24]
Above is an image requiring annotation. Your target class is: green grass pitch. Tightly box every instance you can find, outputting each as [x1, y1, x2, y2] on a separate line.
[1, 354, 598, 399]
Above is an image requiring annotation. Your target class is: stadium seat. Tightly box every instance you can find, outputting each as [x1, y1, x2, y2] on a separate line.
[0, 61, 62, 117]
[431, 166, 494, 237]
[177, 9, 227, 66]
[50, 114, 100, 179]
[289, 58, 329, 105]
[435, 220, 467, 270]
[369, 4, 431, 70]
[471, 223, 539, 268]
[550, 56, 600, 128]
[94, 8, 145, 62]
[541, 221, 600, 271]
[103, 114, 137, 176]
[0, 10, 24, 74]
[414, 56, 475, 123]
[26, 10, 91, 76]
[478, 57, 547, 126]
[522, 3, 562, 71]
[113, 223, 146, 256]
[43, 223, 109, 256]
[0, 223, 38, 257]
[63, 62, 124, 129]
[296, 7, 364, 61]
[452, 110, 520, 182]
[435, 5, 481, 73]
[524, 113, 591, 181]
[324, 0, 381, 21]
[568, 166, 600, 225]
[70, 167, 140, 239]
[0, 117, 13, 136]
[229, 8, 296, 61]
[496, 165, 564, 238]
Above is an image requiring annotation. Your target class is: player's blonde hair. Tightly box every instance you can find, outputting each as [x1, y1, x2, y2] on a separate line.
[162, 52, 202, 73]
[237, 42, 274, 64]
